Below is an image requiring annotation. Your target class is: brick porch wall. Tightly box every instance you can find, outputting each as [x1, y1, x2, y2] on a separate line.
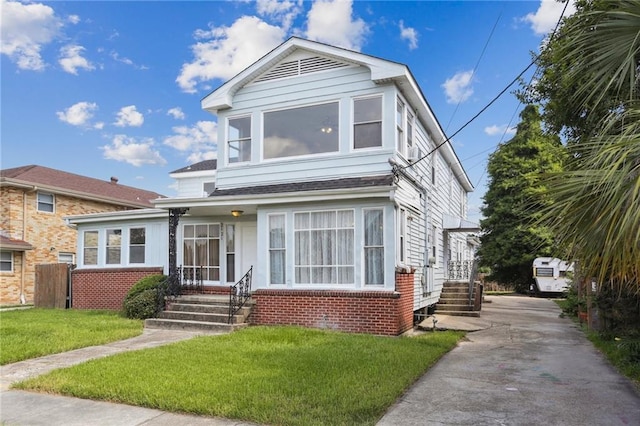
[72, 267, 164, 310]
[249, 271, 415, 336]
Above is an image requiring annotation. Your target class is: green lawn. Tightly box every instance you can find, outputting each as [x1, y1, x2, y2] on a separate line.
[0, 308, 143, 365]
[16, 326, 463, 425]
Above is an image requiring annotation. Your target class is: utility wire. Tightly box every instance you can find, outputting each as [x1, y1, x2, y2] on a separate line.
[396, 0, 572, 174]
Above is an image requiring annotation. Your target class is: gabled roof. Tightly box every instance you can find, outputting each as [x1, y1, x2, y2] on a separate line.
[171, 159, 217, 174]
[0, 165, 164, 208]
[0, 235, 33, 251]
[202, 37, 409, 113]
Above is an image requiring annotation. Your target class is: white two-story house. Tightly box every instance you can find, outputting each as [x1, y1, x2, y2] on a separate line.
[68, 37, 478, 335]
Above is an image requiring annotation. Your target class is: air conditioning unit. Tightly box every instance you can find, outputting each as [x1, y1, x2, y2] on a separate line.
[407, 146, 421, 163]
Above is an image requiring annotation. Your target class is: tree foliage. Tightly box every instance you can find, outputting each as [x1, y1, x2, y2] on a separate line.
[478, 105, 566, 292]
[528, 0, 640, 295]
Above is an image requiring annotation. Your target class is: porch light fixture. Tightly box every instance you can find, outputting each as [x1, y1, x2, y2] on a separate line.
[231, 210, 244, 217]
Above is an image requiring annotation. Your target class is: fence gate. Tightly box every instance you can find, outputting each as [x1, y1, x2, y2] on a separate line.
[35, 263, 70, 308]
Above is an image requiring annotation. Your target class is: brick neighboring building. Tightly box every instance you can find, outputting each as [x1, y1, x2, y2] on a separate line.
[0, 165, 164, 305]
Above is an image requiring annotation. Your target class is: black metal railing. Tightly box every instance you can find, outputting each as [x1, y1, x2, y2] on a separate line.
[228, 266, 252, 324]
[447, 260, 474, 281]
[180, 265, 204, 294]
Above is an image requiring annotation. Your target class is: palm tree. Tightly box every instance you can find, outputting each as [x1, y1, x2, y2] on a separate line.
[537, 0, 640, 295]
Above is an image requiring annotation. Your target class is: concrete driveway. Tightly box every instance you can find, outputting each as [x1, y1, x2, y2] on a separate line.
[378, 295, 640, 426]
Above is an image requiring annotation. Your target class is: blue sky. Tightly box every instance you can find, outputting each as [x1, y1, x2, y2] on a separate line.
[1, 0, 575, 221]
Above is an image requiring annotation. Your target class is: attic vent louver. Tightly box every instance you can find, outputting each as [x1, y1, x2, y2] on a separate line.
[254, 56, 350, 83]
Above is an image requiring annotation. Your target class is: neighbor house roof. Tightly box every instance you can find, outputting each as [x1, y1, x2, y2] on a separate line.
[0, 235, 33, 251]
[0, 165, 164, 208]
[171, 159, 217, 174]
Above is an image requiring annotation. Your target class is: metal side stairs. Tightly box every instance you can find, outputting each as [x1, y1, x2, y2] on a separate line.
[145, 294, 253, 333]
[434, 282, 480, 317]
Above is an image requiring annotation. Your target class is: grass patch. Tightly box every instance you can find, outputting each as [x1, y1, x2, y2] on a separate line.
[1, 309, 143, 365]
[585, 331, 640, 386]
[16, 326, 462, 425]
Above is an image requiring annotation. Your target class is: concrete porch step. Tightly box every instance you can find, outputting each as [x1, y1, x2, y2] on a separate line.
[432, 310, 481, 318]
[145, 318, 248, 333]
[168, 302, 251, 316]
[434, 304, 474, 311]
[158, 310, 247, 324]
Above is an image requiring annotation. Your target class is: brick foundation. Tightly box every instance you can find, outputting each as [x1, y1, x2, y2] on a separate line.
[249, 272, 415, 336]
[72, 267, 164, 310]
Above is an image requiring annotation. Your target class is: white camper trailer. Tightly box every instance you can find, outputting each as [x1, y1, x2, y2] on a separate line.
[532, 257, 574, 294]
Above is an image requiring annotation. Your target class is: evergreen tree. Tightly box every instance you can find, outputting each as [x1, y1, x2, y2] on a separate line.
[478, 105, 566, 292]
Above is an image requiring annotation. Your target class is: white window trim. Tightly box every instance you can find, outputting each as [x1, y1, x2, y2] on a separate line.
[226, 114, 252, 166]
[79, 227, 149, 268]
[82, 230, 99, 266]
[36, 191, 55, 213]
[0, 251, 14, 272]
[261, 100, 341, 162]
[128, 227, 146, 264]
[398, 208, 407, 266]
[352, 94, 383, 151]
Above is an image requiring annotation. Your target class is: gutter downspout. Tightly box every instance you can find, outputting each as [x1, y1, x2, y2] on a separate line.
[21, 185, 37, 304]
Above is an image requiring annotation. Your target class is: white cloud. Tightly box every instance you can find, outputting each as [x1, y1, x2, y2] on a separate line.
[59, 44, 94, 74]
[56, 101, 98, 127]
[187, 151, 218, 164]
[176, 16, 285, 93]
[523, 0, 577, 36]
[114, 105, 144, 127]
[399, 20, 418, 50]
[167, 107, 185, 120]
[256, 0, 303, 31]
[484, 124, 516, 137]
[102, 134, 167, 166]
[304, 0, 368, 51]
[0, 0, 62, 70]
[163, 121, 217, 160]
[67, 14, 80, 25]
[110, 51, 148, 70]
[442, 70, 474, 104]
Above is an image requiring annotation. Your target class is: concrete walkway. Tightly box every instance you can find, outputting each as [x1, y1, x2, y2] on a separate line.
[378, 295, 640, 426]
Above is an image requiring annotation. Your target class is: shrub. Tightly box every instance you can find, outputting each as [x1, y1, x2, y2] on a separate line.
[122, 274, 167, 320]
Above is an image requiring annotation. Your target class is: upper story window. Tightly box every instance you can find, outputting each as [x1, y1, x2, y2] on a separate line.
[37, 192, 54, 213]
[106, 229, 122, 264]
[396, 97, 415, 157]
[353, 96, 382, 149]
[0, 251, 13, 272]
[264, 102, 339, 159]
[228, 116, 252, 164]
[396, 99, 405, 152]
[203, 182, 215, 197]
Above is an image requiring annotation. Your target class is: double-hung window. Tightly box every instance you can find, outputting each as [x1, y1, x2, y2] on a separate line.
[294, 210, 354, 285]
[106, 229, 122, 264]
[37, 192, 54, 213]
[354, 96, 382, 149]
[396, 99, 405, 153]
[364, 209, 384, 285]
[228, 116, 251, 164]
[268, 214, 286, 285]
[129, 228, 145, 264]
[0, 251, 13, 272]
[83, 231, 98, 265]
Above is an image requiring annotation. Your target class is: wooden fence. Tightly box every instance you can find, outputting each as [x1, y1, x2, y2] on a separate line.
[34, 263, 70, 308]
